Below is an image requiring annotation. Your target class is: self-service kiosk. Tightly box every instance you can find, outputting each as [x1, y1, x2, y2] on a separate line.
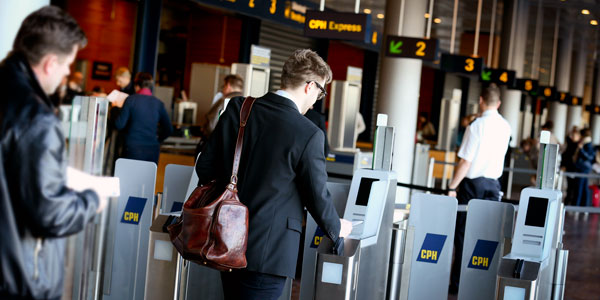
[495, 132, 568, 300]
[231, 63, 270, 98]
[302, 115, 397, 300]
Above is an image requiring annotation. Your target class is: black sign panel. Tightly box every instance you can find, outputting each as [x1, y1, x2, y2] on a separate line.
[569, 96, 582, 106]
[515, 78, 539, 95]
[92, 61, 112, 80]
[480, 68, 516, 86]
[384, 36, 438, 61]
[539, 86, 557, 101]
[440, 54, 483, 75]
[558, 92, 570, 104]
[586, 105, 600, 114]
[304, 11, 370, 42]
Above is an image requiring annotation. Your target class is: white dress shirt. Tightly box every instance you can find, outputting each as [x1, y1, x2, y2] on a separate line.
[458, 109, 511, 179]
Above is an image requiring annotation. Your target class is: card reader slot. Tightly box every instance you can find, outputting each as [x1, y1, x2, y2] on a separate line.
[353, 213, 365, 217]
[523, 233, 543, 239]
[522, 240, 541, 246]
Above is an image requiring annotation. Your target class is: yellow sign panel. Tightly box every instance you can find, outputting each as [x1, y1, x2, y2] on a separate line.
[544, 88, 552, 97]
[499, 72, 508, 83]
[524, 80, 533, 91]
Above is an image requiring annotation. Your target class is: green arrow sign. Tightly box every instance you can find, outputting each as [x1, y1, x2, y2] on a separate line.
[481, 70, 492, 81]
[389, 40, 403, 54]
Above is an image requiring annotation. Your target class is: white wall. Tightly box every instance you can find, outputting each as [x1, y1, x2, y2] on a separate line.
[0, 1, 49, 60]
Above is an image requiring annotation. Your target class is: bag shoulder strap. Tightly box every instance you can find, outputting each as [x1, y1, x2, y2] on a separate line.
[230, 97, 256, 187]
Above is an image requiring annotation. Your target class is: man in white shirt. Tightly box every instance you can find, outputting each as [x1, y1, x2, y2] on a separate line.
[447, 83, 511, 294]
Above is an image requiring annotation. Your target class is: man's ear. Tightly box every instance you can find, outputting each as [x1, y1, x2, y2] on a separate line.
[41, 54, 58, 76]
[304, 82, 310, 94]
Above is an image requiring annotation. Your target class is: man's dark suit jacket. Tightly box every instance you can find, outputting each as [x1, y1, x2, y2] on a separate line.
[196, 92, 341, 278]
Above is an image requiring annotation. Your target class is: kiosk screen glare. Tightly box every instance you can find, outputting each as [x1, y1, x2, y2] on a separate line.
[525, 197, 548, 227]
[356, 178, 378, 206]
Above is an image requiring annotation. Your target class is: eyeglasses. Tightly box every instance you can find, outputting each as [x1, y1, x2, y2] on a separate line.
[306, 81, 327, 100]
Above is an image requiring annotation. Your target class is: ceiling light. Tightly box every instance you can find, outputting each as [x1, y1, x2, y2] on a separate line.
[424, 13, 430, 18]
[591, 20, 598, 26]
[582, 9, 590, 15]
[434, 18, 442, 24]
[377, 13, 384, 19]
[363, 8, 371, 14]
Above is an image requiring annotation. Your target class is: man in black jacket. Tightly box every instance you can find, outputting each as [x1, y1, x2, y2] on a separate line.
[196, 49, 352, 300]
[0, 6, 107, 299]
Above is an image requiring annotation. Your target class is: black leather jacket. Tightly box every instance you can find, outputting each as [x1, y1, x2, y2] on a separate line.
[0, 53, 99, 299]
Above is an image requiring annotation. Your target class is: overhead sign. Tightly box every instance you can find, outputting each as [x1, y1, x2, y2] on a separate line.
[558, 92, 570, 104]
[586, 105, 600, 114]
[540, 86, 557, 101]
[304, 10, 371, 42]
[570, 96, 581, 106]
[515, 78, 539, 95]
[250, 45, 271, 67]
[384, 36, 438, 61]
[480, 68, 516, 86]
[440, 54, 483, 75]
[416, 233, 447, 264]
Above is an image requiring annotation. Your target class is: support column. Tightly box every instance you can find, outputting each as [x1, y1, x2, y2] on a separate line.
[499, 0, 528, 148]
[133, 0, 162, 77]
[592, 62, 600, 144]
[566, 36, 586, 132]
[548, 24, 574, 144]
[0, 1, 49, 60]
[377, 0, 427, 203]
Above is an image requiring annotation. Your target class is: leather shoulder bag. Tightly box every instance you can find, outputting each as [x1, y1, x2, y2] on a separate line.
[168, 96, 256, 271]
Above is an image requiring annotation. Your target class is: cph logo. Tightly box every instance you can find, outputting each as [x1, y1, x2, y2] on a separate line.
[121, 196, 147, 225]
[310, 227, 326, 248]
[416, 233, 447, 264]
[467, 239, 499, 270]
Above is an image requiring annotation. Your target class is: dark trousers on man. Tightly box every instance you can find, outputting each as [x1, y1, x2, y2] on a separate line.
[221, 269, 287, 300]
[449, 177, 501, 293]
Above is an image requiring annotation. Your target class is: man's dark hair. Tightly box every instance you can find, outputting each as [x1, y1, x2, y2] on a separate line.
[224, 74, 244, 91]
[581, 128, 591, 138]
[542, 121, 554, 130]
[481, 83, 501, 106]
[134, 72, 154, 89]
[12, 6, 87, 66]
[281, 49, 332, 90]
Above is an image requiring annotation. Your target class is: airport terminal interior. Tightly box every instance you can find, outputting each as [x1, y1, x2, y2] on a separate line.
[3, 0, 600, 299]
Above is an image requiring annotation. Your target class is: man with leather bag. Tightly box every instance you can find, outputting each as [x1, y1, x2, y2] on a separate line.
[0, 6, 108, 299]
[194, 49, 353, 300]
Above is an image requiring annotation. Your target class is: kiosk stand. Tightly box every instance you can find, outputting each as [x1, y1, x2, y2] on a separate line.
[495, 131, 568, 300]
[302, 114, 397, 300]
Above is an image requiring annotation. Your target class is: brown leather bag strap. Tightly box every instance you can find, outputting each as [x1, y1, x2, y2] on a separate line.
[230, 97, 256, 186]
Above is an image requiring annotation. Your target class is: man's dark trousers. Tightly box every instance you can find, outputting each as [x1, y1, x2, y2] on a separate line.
[449, 177, 501, 292]
[221, 269, 287, 300]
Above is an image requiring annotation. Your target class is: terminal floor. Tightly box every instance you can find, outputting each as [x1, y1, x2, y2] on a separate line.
[291, 212, 600, 300]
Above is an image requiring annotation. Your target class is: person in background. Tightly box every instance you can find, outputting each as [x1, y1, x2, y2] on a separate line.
[0, 6, 108, 299]
[114, 72, 173, 164]
[304, 106, 330, 157]
[115, 66, 135, 95]
[63, 70, 84, 105]
[447, 83, 511, 294]
[196, 49, 352, 300]
[201, 74, 244, 138]
[416, 112, 436, 144]
[574, 128, 595, 206]
[455, 114, 476, 150]
[541, 121, 560, 146]
[562, 126, 581, 205]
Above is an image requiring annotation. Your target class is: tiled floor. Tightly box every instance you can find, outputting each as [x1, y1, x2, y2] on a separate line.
[293, 212, 600, 300]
